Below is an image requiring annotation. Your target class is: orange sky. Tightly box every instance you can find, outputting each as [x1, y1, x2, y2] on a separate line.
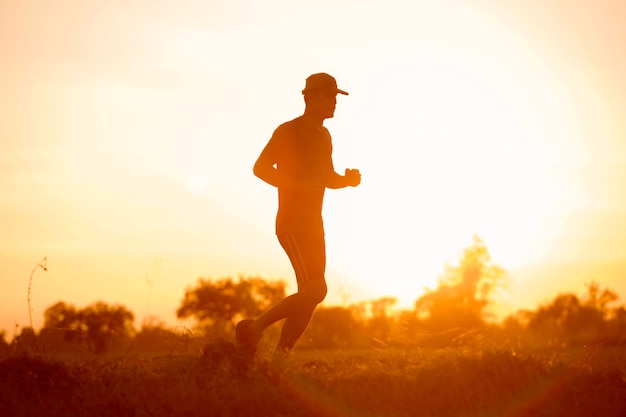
[2, 0, 625, 334]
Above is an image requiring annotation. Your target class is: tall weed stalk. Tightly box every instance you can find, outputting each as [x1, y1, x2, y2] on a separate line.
[27, 256, 48, 331]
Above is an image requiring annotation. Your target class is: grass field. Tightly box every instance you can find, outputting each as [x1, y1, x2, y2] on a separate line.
[1, 341, 625, 417]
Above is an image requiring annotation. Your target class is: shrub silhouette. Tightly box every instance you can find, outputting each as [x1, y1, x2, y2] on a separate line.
[176, 276, 285, 336]
[41, 301, 134, 354]
[414, 236, 505, 340]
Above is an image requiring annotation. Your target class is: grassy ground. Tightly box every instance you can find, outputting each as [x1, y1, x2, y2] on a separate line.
[1, 342, 625, 417]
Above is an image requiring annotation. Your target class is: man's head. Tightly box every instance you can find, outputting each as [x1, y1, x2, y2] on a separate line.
[302, 73, 348, 97]
[302, 73, 348, 120]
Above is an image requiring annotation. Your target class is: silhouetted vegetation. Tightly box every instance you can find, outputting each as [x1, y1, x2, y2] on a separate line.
[2, 239, 626, 416]
[0, 332, 8, 355]
[176, 276, 286, 338]
[7, 239, 625, 353]
[416, 236, 504, 329]
[134, 316, 192, 354]
[37, 301, 134, 354]
[507, 282, 626, 347]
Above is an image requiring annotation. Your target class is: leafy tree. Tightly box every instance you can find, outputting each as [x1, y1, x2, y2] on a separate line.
[41, 301, 134, 353]
[43, 301, 81, 344]
[11, 327, 37, 352]
[176, 276, 286, 335]
[528, 293, 582, 343]
[583, 282, 618, 320]
[527, 283, 620, 345]
[415, 235, 505, 333]
[78, 302, 135, 353]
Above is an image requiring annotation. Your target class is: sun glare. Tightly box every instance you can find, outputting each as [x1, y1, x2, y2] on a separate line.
[326, 12, 581, 304]
[185, 174, 209, 197]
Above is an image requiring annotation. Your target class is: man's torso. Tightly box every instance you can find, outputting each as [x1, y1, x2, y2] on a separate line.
[264, 116, 333, 235]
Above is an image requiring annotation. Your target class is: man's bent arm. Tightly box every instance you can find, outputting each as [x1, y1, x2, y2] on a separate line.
[325, 169, 360, 189]
[253, 152, 299, 190]
[325, 171, 349, 189]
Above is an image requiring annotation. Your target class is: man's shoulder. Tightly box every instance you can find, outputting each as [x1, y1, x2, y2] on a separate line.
[270, 117, 304, 143]
[275, 116, 330, 137]
[275, 116, 304, 133]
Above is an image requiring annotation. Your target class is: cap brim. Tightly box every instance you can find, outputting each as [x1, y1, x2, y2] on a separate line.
[302, 88, 349, 96]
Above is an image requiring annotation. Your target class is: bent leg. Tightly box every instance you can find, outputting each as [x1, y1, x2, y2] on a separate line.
[250, 278, 327, 339]
[276, 279, 327, 352]
[250, 233, 327, 350]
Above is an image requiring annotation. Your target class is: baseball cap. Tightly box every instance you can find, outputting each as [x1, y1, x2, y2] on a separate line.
[302, 73, 349, 96]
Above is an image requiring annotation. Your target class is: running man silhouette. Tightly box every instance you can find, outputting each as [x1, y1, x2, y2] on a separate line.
[236, 73, 361, 357]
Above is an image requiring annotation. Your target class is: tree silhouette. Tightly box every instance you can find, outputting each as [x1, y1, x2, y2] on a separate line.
[42, 301, 134, 353]
[415, 236, 505, 334]
[78, 302, 134, 353]
[12, 327, 37, 351]
[176, 276, 286, 335]
[528, 293, 582, 343]
[583, 282, 618, 320]
[527, 282, 620, 345]
[43, 301, 81, 344]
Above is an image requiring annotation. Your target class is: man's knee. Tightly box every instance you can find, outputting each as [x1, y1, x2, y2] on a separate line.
[310, 283, 327, 304]
[301, 280, 327, 305]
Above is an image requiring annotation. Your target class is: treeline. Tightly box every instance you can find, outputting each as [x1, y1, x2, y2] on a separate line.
[2, 237, 625, 354]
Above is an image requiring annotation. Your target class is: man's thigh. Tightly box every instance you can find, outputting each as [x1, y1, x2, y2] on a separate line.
[277, 233, 326, 283]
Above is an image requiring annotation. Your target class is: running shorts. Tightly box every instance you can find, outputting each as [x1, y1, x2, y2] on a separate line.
[277, 233, 326, 283]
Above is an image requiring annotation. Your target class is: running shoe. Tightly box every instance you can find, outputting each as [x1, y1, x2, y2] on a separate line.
[235, 319, 261, 355]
